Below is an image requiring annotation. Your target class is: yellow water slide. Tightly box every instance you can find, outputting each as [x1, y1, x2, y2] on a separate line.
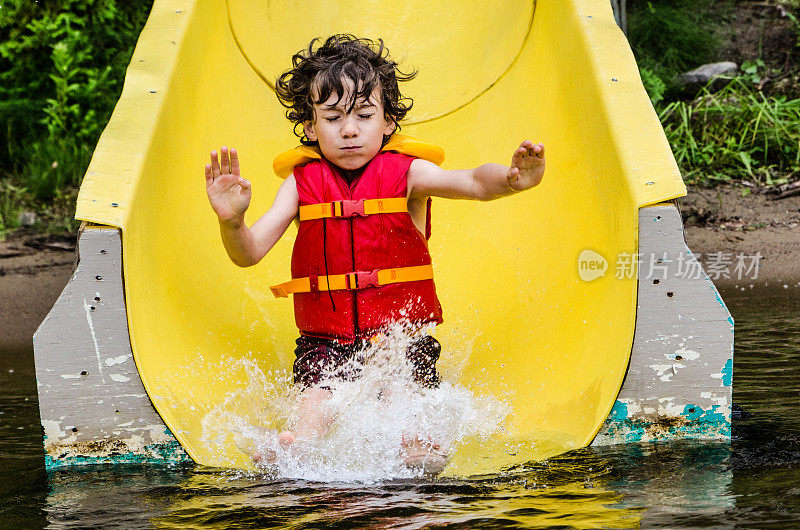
[71, 0, 686, 470]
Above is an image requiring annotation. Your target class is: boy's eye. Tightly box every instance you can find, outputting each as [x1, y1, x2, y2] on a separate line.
[359, 114, 374, 119]
[324, 116, 339, 122]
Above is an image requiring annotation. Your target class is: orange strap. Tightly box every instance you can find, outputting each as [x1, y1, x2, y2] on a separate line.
[270, 264, 434, 298]
[299, 197, 407, 221]
[273, 133, 445, 179]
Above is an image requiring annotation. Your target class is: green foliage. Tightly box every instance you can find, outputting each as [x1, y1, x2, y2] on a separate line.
[0, 181, 25, 235]
[740, 59, 766, 85]
[659, 78, 800, 186]
[25, 140, 92, 201]
[0, 179, 81, 238]
[639, 66, 667, 106]
[628, 0, 722, 95]
[0, 0, 152, 200]
[628, 0, 800, 188]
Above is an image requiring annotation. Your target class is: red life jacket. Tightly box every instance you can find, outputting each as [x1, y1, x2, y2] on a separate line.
[280, 150, 444, 341]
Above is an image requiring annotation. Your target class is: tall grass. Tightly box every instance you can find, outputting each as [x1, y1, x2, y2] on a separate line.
[627, 0, 800, 187]
[659, 78, 800, 186]
[0, 182, 25, 235]
[0, 0, 152, 234]
[628, 0, 722, 98]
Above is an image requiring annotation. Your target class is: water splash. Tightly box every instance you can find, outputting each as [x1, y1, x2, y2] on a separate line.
[198, 324, 511, 483]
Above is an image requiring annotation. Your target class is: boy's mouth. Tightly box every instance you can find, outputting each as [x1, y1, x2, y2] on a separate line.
[340, 146, 361, 151]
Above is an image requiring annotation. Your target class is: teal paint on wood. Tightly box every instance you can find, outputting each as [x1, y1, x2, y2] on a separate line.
[44, 441, 192, 469]
[596, 401, 731, 444]
[721, 359, 733, 387]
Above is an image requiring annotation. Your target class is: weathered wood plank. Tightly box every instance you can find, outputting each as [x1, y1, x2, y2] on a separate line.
[594, 204, 734, 444]
[33, 227, 189, 466]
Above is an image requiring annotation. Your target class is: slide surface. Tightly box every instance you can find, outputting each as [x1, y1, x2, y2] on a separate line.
[76, 0, 686, 471]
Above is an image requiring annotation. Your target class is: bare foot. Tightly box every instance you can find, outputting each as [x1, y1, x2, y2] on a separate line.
[401, 434, 449, 475]
[252, 429, 295, 465]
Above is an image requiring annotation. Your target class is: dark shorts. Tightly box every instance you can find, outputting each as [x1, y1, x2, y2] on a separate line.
[293, 334, 442, 389]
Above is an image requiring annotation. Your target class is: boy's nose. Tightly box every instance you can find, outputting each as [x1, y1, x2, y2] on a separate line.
[341, 116, 358, 138]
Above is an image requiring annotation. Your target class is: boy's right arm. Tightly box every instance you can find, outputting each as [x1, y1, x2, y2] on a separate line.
[205, 146, 298, 267]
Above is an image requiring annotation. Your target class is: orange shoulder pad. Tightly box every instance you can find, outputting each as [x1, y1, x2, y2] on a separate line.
[272, 134, 445, 179]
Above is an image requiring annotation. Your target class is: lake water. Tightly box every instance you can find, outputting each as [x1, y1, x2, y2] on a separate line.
[1, 285, 798, 528]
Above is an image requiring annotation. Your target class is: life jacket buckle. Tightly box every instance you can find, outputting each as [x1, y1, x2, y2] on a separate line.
[346, 269, 380, 290]
[335, 199, 366, 218]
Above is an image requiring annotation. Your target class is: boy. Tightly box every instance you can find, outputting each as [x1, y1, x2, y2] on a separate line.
[204, 35, 544, 470]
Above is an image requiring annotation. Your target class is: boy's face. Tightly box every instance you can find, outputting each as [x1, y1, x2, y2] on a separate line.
[304, 79, 396, 172]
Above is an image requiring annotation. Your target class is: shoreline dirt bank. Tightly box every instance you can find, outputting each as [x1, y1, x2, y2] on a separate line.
[1, 187, 797, 352]
[0, 231, 76, 354]
[680, 185, 800, 288]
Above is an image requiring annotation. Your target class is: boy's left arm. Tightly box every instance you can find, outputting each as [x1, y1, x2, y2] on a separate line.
[407, 141, 544, 202]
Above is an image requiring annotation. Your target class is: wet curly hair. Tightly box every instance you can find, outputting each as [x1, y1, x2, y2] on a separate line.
[275, 34, 417, 145]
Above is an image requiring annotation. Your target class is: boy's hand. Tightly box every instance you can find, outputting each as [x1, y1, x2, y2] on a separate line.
[507, 141, 545, 191]
[205, 146, 251, 224]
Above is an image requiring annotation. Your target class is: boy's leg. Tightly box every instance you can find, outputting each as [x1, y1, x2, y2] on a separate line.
[252, 385, 335, 465]
[291, 334, 359, 440]
[401, 433, 448, 475]
[406, 334, 441, 388]
[293, 335, 357, 388]
[287, 385, 335, 441]
[401, 333, 449, 474]
[253, 336, 348, 465]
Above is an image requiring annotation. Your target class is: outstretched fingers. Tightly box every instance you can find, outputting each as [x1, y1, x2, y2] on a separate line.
[230, 147, 241, 176]
[210, 150, 221, 178]
[220, 146, 230, 174]
[209, 146, 241, 176]
[204, 163, 214, 189]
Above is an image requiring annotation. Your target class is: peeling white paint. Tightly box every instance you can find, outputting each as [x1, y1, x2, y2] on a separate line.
[109, 374, 131, 383]
[701, 392, 729, 408]
[83, 298, 106, 383]
[620, 400, 642, 415]
[656, 397, 686, 416]
[146, 424, 174, 444]
[60, 432, 78, 444]
[652, 363, 674, 381]
[60, 374, 81, 379]
[644, 333, 680, 344]
[651, 361, 686, 382]
[673, 347, 700, 361]
[42, 419, 65, 441]
[104, 354, 131, 366]
[651, 364, 673, 374]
